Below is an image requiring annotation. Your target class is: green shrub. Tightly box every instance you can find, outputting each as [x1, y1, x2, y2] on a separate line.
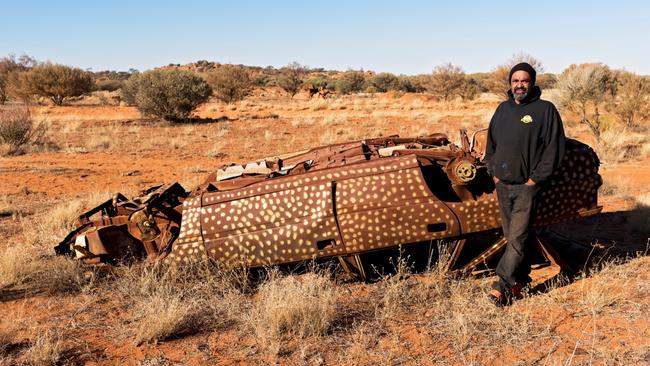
[122, 69, 212, 122]
[428, 63, 465, 101]
[610, 71, 650, 128]
[457, 76, 481, 101]
[556, 63, 616, 140]
[334, 71, 367, 94]
[304, 76, 331, 90]
[120, 72, 140, 106]
[206, 65, 252, 104]
[276, 62, 308, 98]
[9, 63, 94, 105]
[404, 74, 432, 93]
[368, 72, 399, 92]
[0, 107, 32, 147]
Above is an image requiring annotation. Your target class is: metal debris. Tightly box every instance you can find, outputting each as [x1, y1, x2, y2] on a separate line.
[55, 129, 602, 279]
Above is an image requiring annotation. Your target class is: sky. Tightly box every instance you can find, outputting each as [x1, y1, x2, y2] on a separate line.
[1, 0, 649, 75]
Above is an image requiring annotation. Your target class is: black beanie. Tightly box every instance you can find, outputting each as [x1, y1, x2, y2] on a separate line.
[509, 62, 536, 85]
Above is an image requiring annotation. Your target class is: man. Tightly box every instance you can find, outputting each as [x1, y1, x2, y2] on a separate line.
[484, 62, 566, 306]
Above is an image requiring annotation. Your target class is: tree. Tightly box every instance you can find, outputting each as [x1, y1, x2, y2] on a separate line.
[0, 54, 36, 104]
[429, 63, 466, 101]
[368, 72, 399, 92]
[457, 76, 481, 101]
[276, 62, 308, 98]
[487, 53, 544, 96]
[124, 69, 212, 122]
[334, 70, 367, 94]
[20, 63, 93, 105]
[9, 63, 94, 105]
[556, 63, 615, 140]
[206, 65, 253, 104]
[610, 71, 650, 128]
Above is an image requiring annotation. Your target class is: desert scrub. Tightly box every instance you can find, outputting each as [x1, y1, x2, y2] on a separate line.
[116, 262, 249, 345]
[22, 199, 83, 248]
[0, 245, 38, 288]
[24, 329, 62, 366]
[0, 245, 86, 294]
[0, 106, 49, 155]
[247, 269, 339, 344]
[629, 193, 650, 235]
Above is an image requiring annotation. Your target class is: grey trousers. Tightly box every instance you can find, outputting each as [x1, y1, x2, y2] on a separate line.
[492, 182, 539, 293]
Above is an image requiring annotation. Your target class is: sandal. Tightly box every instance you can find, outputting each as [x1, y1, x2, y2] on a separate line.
[488, 289, 510, 307]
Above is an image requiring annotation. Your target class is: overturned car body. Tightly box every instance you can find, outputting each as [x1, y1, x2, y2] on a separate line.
[56, 129, 602, 279]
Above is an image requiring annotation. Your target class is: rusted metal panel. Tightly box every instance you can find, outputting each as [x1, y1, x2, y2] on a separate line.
[55, 129, 603, 280]
[335, 155, 460, 254]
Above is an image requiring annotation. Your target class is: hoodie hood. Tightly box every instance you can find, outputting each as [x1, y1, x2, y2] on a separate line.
[507, 85, 541, 106]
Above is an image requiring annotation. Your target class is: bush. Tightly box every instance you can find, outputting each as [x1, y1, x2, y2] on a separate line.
[247, 270, 338, 342]
[122, 69, 212, 122]
[0, 107, 33, 147]
[334, 70, 367, 94]
[487, 53, 544, 96]
[396, 75, 427, 93]
[610, 71, 650, 128]
[429, 63, 466, 101]
[120, 72, 140, 106]
[276, 62, 308, 98]
[95, 79, 124, 92]
[556, 63, 616, 140]
[405, 74, 433, 93]
[368, 72, 399, 92]
[9, 63, 94, 105]
[536, 73, 558, 90]
[303, 76, 332, 90]
[206, 65, 253, 104]
[0, 107, 49, 155]
[457, 76, 481, 101]
[0, 54, 36, 104]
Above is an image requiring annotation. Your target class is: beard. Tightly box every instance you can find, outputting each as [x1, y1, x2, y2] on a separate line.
[513, 87, 528, 101]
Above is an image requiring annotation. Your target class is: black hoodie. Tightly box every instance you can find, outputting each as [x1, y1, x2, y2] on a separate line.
[484, 86, 565, 184]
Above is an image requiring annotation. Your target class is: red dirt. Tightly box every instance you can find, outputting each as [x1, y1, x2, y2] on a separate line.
[1, 96, 649, 365]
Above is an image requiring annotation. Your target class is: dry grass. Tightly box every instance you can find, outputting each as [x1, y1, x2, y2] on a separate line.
[596, 129, 641, 163]
[598, 175, 632, 198]
[84, 134, 113, 151]
[24, 329, 62, 366]
[132, 285, 194, 345]
[114, 262, 250, 345]
[289, 116, 312, 128]
[0, 245, 40, 288]
[308, 99, 328, 111]
[246, 269, 339, 346]
[116, 266, 200, 345]
[0, 196, 17, 218]
[205, 143, 226, 157]
[373, 256, 415, 321]
[0, 244, 86, 294]
[629, 193, 650, 235]
[21, 199, 83, 248]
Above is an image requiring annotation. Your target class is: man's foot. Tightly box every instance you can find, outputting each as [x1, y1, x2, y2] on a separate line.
[488, 283, 526, 307]
[488, 289, 510, 307]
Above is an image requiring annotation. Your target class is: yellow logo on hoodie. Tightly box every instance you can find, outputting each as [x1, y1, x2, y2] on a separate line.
[521, 115, 533, 124]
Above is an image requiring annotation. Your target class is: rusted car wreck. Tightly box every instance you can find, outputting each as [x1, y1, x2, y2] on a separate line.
[56, 129, 602, 279]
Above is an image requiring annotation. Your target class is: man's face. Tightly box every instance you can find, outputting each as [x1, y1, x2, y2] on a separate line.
[510, 70, 531, 102]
